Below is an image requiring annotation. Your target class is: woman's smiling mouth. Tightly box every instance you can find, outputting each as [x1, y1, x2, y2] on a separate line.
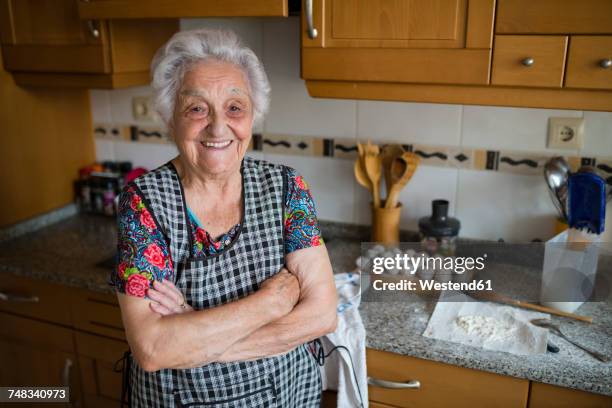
[201, 140, 233, 149]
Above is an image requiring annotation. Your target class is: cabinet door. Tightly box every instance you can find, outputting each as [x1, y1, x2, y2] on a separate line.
[491, 35, 568, 88]
[78, 0, 288, 19]
[528, 382, 612, 408]
[0, 0, 110, 73]
[0, 312, 81, 407]
[366, 348, 529, 408]
[565, 36, 612, 90]
[75, 331, 129, 407]
[302, 0, 495, 85]
[496, 0, 612, 35]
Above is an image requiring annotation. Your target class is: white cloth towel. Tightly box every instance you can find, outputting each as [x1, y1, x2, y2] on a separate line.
[320, 272, 368, 408]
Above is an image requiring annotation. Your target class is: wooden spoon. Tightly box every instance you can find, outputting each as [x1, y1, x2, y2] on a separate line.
[364, 151, 382, 208]
[385, 152, 419, 209]
[381, 144, 404, 197]
[354, 159, 372, 192]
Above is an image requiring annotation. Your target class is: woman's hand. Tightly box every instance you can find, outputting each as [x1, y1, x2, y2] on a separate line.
[259, 268, 300, 317]
[147, 280, 194, 316]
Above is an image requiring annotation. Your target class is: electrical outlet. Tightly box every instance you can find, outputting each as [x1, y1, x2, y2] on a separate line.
[548, 117, 584, 150]
[132, 96, 157, 122]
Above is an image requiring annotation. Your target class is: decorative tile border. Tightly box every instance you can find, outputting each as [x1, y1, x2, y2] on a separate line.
[93, 123, 130, 141]
[92, 123, 612, 184]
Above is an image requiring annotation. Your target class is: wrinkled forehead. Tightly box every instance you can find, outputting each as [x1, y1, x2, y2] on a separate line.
[179, 87, 249, 100]
[178, 60, 251, 100]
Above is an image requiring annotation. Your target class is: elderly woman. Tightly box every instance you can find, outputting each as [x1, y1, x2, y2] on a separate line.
[110, 29, 337, 407]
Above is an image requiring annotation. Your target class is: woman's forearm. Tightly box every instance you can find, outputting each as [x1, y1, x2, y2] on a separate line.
[134, 290, 279, 371]
[122, 268, 300, 372]
[216, 296, 337, 362]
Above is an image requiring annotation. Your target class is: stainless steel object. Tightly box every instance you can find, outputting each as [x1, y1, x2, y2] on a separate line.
[0, 291, 40, 302]
[521, 57, 535, 67]
[61, 358, 75, 407]
[305, 0, 318, 39]
[599, 58, 612, 69]
[544, 157, 570, 221]
[87, 20, 100, 38]
[368, 377, 421, 389]
[530, 319, 610, 363]
[61, 358, 73, 386]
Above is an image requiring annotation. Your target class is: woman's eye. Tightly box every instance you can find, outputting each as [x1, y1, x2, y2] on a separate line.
[188, 106, 207, 116]
[229, 106, 241, 112]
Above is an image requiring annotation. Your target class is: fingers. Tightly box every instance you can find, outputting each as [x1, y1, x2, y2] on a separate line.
[148, 280, 193, 315]
[149, 301, 172, 316]
[161, 281, 194, 312]
[148, 281, 181, 311]
[160, 280, 186, 302]
[153, 280, 184, 306]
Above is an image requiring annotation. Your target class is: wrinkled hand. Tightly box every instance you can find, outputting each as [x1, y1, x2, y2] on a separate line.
[147, 280, 194, 316]
[259, 267, 300, 317]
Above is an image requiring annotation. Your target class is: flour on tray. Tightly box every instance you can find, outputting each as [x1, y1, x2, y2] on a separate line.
[455, 315, 517, 341]
[423, 292, 550, 355]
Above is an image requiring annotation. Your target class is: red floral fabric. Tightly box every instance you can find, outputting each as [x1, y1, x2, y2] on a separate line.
[110, 168, 322, 297]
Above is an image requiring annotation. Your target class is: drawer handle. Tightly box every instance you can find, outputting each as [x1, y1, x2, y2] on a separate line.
[87, 20, 100, 38]
[61, 358, 76, 407]
[521, 57, 535, 67]
[368, 376, 421, 389]
[0, 291, 40, 303]
[306, 0, 318, 39]
[599, 59, 612, 69]
[61, 358, 73, 386]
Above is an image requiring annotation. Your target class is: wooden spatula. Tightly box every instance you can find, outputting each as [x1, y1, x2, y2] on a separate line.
[381, 144, 404, 198]
[385, 152, 419, 209]
[364, 151, 382, 208]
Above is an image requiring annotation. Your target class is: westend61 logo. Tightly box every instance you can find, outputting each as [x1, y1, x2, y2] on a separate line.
[369, 253, 493, 292]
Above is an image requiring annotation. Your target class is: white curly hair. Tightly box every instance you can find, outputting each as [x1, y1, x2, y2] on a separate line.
[150, 28, 271, 128]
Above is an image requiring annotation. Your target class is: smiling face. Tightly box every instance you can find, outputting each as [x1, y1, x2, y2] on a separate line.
[171, 59, 253, 178]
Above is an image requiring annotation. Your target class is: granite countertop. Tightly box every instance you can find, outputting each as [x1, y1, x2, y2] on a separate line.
[0, 212, 611, 396]
[0, 213, 117, 293]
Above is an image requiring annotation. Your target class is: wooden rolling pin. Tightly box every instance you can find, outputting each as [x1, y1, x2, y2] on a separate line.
[471, 291, 593, 323]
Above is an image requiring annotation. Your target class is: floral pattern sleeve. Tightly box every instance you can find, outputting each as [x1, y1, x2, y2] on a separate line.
[110, 185, 174, 297]
[284, 168, 324, 254]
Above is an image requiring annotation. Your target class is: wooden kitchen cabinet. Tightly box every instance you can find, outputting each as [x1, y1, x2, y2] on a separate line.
[75, 331, 128, 407]
[491, 35, 568, 88]
[528, 382, 612, 408]
[0, 312, 82, 407]
[304, 0, 612, 111]
[565, 36, 612, 90]
[0, 0, 178, 88]
[0, 273, 73, 326]
[71, 287, 125, 341]
[302, 0, 495, 86]
[366, 348, 529, 408]
[77, 0, 289, 19]
[496, 0, 612, 35]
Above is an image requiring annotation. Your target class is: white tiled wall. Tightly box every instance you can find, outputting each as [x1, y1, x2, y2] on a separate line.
[90, 17, 612, 242]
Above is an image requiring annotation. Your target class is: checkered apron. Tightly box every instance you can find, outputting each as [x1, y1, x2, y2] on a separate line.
[128, 157, 322, 407]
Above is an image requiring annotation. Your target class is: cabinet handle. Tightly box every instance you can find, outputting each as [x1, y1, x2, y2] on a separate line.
[305, 0, 318, 39]
[521, 57, 535, 67]
[599, 59, 612, 69]
[61, 358, 75, 407]
[368, 376, 421, 389]
[87, 20, 100, 39]
[61, 358, 73, 386]
[0, 291, 40, 303]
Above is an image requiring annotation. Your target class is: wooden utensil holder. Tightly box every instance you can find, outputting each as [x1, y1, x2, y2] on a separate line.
[372, 201, 402, 243]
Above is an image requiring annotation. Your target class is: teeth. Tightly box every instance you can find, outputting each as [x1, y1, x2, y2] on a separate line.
[202, 140, 231, 148]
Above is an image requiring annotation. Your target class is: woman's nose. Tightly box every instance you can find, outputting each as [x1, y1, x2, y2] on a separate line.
[206, 114, 229, 138]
